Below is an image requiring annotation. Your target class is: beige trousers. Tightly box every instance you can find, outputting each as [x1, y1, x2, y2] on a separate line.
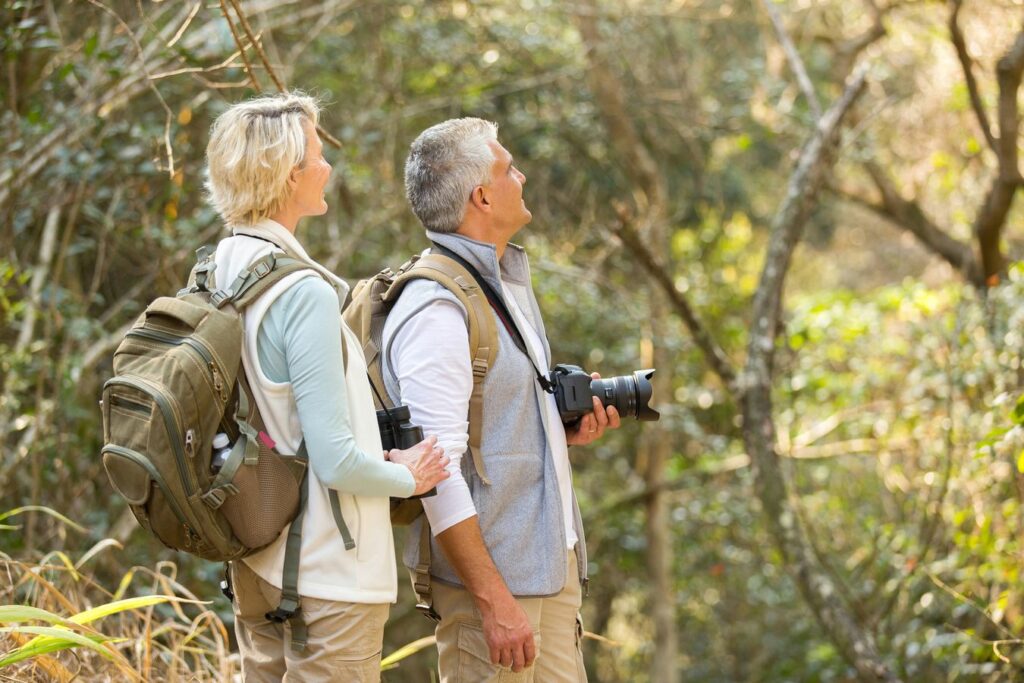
[230, 560, 389, 683]
[432, 551, 587, 683]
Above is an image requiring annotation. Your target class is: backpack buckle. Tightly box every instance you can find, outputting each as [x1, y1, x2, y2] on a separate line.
[471, 358, 488, 378]
[201, 483, 239, 509]
[210, 289, 232, 307]
[415, 601, 441, 623]
[265, 603, 299, 624]
[253, 260, 272, 278]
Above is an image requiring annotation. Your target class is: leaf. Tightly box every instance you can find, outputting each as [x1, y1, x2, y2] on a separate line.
[14, 596, 197, 654]
[67, 595, 183, 626]
[38, 551, 79, 581]
[0, 506, 86, 533]
[1016, 449, 1024, 474]
[75, 539, 123, 569]
[0, 605, 71, 627]
[380, 635, 436, 670]
[112, 569, 136, 601]
[0, 626, 123, 668]
[1014, 394, 1024, 424]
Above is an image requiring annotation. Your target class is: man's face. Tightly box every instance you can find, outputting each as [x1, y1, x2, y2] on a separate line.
[483, 139, 531, 235]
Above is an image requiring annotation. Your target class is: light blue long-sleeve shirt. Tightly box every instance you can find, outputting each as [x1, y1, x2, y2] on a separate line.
[256, 276, 415, 498]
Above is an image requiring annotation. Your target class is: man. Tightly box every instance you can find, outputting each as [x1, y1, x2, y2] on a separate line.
[381, 118, 621, 682]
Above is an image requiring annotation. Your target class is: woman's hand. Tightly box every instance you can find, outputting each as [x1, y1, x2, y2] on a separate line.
[386, 435, 451, 496]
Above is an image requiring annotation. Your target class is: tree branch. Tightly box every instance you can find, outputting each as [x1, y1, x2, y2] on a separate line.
[835, 162, 982, 284]
[758, 0, 823, 120]
[743, 61, 899, 682]
[974, 25, 1024, 284]
[574, 4, 663, 212]
[949, 0, 998, 153]
[613, 215, 739, 393]
[219, 0, 260, 91]
[223, 0, 344, 150]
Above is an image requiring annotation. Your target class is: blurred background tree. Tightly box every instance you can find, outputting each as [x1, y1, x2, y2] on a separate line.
[2, 0, 1023, 680]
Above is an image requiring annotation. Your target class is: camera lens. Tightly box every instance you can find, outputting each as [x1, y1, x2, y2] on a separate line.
[589, 369, 659, 421]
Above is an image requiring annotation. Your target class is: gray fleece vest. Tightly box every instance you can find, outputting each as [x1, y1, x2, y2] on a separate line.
[381, 230, 587, 597]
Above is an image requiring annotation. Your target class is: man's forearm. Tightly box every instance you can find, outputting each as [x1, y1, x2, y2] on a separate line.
[434, 516, 515, 614]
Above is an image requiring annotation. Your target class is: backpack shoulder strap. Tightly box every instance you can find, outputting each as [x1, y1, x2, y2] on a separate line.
[387, 253, 498, 485]
[210, 253, 311, 309]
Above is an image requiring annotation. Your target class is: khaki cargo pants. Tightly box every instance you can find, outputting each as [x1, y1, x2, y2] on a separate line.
[432, 551, 587, 683]
[230, 560, 389, 682]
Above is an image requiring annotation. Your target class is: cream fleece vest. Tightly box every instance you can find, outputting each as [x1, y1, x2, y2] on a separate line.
[215, 227, 397, 604]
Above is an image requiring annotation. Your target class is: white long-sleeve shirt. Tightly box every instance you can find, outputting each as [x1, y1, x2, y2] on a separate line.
[386, 279, 577, 548]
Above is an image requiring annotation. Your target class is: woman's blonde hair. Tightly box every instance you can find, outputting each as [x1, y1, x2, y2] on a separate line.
[204, 92, 320, 226]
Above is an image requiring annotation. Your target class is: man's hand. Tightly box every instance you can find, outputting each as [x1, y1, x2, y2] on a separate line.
[565, 372, 622, 446]
[480, 590, 536, 672]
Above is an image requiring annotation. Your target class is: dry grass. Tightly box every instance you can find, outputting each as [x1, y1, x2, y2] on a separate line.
[1, 515, 235, 682]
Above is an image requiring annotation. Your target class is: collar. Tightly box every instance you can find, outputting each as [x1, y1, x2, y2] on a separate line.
[426, 230, 530, 285]
[233, 218, 349, 297]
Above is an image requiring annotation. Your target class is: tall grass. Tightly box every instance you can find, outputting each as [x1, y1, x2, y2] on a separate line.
[0, 506, 446, 680]
[0, 506, 235, 681]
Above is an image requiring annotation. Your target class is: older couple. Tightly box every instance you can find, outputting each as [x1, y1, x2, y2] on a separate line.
[205, 92, 618, 683]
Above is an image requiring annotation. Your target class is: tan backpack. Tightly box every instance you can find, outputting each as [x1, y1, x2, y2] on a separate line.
[342, 251, 498, 619]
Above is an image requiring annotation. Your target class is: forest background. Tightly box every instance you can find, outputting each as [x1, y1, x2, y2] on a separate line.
[2, 0, 1024, 681]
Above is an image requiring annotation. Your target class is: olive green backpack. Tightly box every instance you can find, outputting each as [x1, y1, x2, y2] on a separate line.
[101, 246, 342, 649]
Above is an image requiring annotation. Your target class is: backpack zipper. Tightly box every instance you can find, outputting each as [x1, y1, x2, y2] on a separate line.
[102, 444, 192, 532]
[126, 328, 227, 402]
[110, 394, 149, 416]
[104, 375, 196, 506]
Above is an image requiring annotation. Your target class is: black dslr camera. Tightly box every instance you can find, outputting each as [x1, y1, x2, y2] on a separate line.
[377, 404, 436, 499]
[549, 364, 660, 424]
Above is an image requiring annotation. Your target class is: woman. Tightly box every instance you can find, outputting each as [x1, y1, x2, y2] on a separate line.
[205, 92, 449, 682]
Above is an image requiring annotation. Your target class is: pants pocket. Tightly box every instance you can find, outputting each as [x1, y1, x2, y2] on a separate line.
[456, 622, 535, 683]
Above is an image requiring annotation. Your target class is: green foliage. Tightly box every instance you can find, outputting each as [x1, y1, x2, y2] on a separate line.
[3, 0, 1024, 680]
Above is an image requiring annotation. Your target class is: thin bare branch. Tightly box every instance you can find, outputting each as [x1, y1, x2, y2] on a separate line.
[84, 0, 175, 176]
[166, 1, 201, 49]
[219, 0, 260, 91]
[834, 163, 982, 284]
[613, 216, 739, 393]
[949, 0, 997, 152]
[758, 0, 823, 120]
[222, 0, 344, 150]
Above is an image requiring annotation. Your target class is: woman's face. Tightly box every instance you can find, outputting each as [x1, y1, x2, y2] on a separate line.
[289, 118, 332, 218]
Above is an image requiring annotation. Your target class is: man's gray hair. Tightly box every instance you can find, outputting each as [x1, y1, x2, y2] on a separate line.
[404, 118, 498, 233]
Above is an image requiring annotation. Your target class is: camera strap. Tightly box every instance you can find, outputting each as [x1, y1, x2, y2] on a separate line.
[366, 372, 404, 434]
[430, 243, 554, 394]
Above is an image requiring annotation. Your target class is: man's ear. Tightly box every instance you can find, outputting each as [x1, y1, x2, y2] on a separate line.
[469, 185, 490, 212]
[286, 165, 300, 190]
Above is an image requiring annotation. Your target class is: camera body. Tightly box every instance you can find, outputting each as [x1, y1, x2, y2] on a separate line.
[549, 364, 660, 423]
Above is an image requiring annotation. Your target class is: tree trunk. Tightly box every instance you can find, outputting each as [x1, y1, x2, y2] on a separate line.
[643, 295, 677, 682]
